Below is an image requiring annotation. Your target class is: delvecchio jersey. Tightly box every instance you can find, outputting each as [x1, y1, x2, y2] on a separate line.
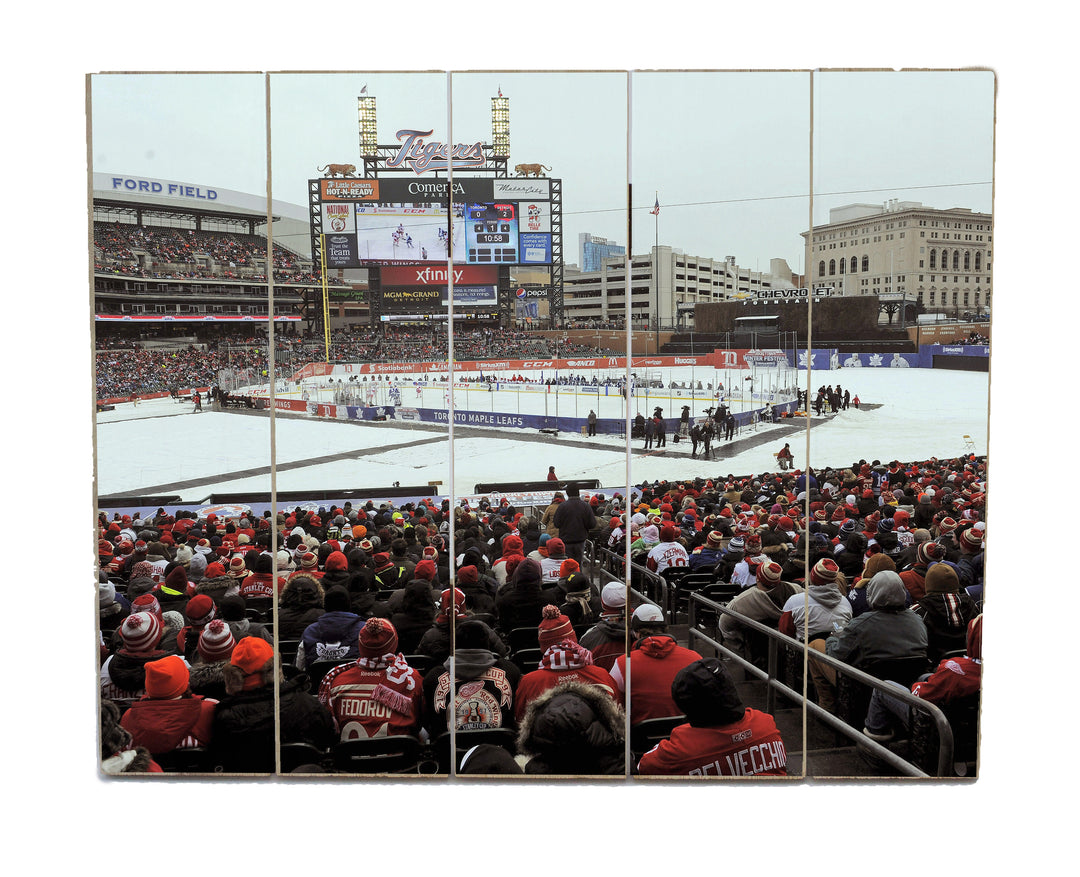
[636, 708, 788, 777]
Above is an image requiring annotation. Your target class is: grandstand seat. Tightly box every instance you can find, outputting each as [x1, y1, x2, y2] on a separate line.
[279, 742, 330, 773]
[511, 648, 544, 674]
[630, 715, 686, 763]
[306, 658, 355, 693]
[661, 567, 690, 621]
[154, 746, 220, 774]
[432, 727, 519, 773]
[243, 597, 274, 616]
[836, 656, 930, 730]
[508, 627, 540, 654]
[331, 735, 426, 774]
[403, 654, 437, 675]
[277, 639, 302, 665]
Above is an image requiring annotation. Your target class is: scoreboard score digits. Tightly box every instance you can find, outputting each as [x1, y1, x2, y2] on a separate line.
[466, 202, 519, 263]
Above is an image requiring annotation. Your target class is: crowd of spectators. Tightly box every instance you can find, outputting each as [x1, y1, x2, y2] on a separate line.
[97, 450, 984, 777]
[95, 327, 620, 398]
[93, 222, 344, 285]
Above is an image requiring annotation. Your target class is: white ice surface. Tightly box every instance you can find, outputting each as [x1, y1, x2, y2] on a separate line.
[95, 364, 989, 503]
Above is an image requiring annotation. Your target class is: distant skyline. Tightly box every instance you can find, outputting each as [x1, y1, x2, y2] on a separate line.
[90, 69, 994, 276]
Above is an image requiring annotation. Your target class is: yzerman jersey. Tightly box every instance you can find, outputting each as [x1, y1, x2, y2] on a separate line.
[646, 541, 690, 574]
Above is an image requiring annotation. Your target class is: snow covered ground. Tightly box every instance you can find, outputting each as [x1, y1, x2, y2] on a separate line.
[95, 363, 989, 505]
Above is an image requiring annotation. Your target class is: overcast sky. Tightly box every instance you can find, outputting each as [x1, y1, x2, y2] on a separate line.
[89, 68, 993, 274]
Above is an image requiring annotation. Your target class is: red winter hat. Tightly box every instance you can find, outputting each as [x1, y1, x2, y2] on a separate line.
[456, 565, 478, 585]
[120, 611, 162, 653]
[144, 655, 189, 699]
[324, 551, 348, 572]
[439, 588, 466, 620]
[184, 594, 216, 627]
[502, 535, 524, 555]
[810, 558, 840, 587]
[545, 538, 565, 556]
[414, 559, 437, 581]
[559, 559, 580, 577]
[230, 636, 274, 675]
[300, 552, 320, 570]
[204, 561, 227, 578]
[538, 605, 577, 650]
[756, 561, 783, 586]
[130, 593, 162, 623]
[660, 524, 678, 542]
[227, 556, 249, 577]
[358, 617, 399, 659]
[197, 619, 236, 663]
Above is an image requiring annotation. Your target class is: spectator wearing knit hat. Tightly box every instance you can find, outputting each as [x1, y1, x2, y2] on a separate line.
[846, 552, 901, 617]
[910, 562, 980, 664]
[491, 534, 525, 589]
[954, 524, 985, 603]
[578, 582, 630, 672]
[779, 559, 852, 643]
[898, 539, 945, 603]
[120, 655, 217, 758]
[610, 604, 703, 725]
[295, 586, 365, 670]
[101, 611, 166, 701]
[187, 619, 236, 701]
[646, 524, 690, 575]
[688, 530, 727, 572]
[99, 579, 131, 636]
[174, 594, 217, 661]
[209, 636, 334, 773]
[318, 618, 426, 742]
[637, 658, 787, 777]
[558, 571, 603, 627]
[150, 565, 192, 614]
[718, 560, 803, 665]
[514, 605, 620, 723]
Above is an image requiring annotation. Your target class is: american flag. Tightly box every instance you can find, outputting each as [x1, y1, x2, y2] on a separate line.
[650, 196, 660, 216]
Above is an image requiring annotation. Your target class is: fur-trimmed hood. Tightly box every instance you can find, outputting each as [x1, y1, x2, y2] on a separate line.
[516, 679, 625, 774]
[279, 573, 325, 609]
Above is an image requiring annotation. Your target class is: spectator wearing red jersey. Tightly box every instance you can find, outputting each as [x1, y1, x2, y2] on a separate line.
[636, 658, 788, 777]
[318, 618, 425, 742]
[609, 604, 702, 725]
[514, 605, 620, 722]
[120, 655, 217, 758]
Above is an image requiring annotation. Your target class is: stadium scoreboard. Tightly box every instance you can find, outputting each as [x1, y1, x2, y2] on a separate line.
[310, 176, 554, 269]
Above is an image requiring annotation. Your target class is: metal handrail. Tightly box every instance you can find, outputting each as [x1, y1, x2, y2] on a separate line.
[685, 591, 961, 779]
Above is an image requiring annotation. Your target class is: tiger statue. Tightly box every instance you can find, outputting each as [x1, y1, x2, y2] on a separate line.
[514, 163, 551, 178]
[318, 163, 357, 178]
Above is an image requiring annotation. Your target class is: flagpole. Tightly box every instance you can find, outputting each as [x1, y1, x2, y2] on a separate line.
[653, 191, 659, 355]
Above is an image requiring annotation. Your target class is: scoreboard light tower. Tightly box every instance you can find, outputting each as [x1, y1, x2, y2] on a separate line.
[491, 93, 509, 159]
[358, 94, 378, 159]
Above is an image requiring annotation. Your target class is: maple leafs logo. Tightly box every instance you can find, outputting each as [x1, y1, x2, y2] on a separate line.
[868, 353, 884, 367]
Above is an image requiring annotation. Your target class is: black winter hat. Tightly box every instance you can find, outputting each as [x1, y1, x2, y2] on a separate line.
[671, 658, 745, 727]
